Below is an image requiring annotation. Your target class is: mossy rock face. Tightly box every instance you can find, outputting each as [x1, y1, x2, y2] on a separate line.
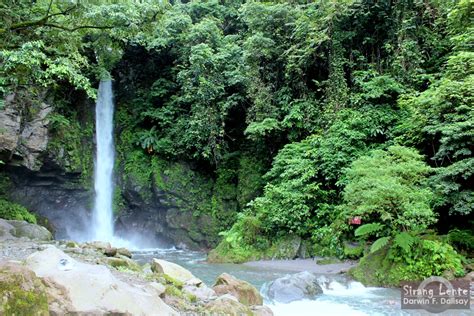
[9, 220, 52, 241]
[0, 263, 49, 315]
[343, 242, 365, 259]
[208, 235, 305, 264]
[350, 241, 465, 287]
[104, 256, 141, 272]
[207, 240, 263, 264]
[348, 247, 393, 286]
[270, 235, 301, 259]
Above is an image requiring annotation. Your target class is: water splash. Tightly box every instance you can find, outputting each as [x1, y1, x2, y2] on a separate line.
[263, 276, 403, 316]
[92, 80, 115, 242]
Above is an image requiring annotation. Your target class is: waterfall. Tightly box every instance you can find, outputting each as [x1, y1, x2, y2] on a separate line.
[92, 80, 115, 241]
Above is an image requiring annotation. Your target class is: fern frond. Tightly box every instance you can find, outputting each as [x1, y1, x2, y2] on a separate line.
[355, 223, 384, 237]
[370, 236, 390, 253]
[394, 232, 415, 252]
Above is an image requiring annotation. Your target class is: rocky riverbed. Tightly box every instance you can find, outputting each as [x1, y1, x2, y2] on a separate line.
[0, 218, 272, 315]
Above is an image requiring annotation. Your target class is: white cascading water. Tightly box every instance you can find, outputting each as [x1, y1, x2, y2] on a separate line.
[92, 80, 115, 241]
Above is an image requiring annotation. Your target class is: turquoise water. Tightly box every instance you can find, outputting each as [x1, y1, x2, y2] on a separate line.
[132, 249, 405, 315]
[133, 249, 472, 316]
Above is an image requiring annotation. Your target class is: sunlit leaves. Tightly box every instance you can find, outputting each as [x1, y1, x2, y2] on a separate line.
[343, 146, 436, 234]
[355, 223, 384, 237]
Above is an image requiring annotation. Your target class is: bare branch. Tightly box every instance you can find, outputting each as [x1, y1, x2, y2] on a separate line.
[0, 4, 78, 34]
[43, 23, 115, 32]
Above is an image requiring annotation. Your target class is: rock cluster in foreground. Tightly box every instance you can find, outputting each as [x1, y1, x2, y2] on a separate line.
[0, 223, 273, 315]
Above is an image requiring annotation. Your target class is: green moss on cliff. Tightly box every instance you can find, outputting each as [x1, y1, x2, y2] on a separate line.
[0, 199, 37, 223]
[0, 173, 11, 197]
[207, 239, 261, 264]
[122, 150, 153, 202]
[113, 185, 125, 216]
[151, 156, 214, 212]
[47, 112, 93, 186]
[114, 108, 268, 248]
[208, 232, 304, 263]
[237, 155, 266, 207]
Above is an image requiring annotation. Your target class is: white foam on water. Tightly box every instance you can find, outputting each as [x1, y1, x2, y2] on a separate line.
[263, 277, 397, 316]
[321, 280, 380, 298]
[267, 299, 368, 316]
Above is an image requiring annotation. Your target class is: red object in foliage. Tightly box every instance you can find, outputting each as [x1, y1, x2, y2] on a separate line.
[349, 216, 362, 225]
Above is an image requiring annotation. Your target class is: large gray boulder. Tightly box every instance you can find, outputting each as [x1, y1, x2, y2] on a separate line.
[8, 220, 52, 241]
[25, 246, 177, 315]
[265, 271, 323, 303]
[0, 219, 52, 241]
[0, 219, 16, 241]
[272, 235, 302, 259]
[0, 94, 52, 170]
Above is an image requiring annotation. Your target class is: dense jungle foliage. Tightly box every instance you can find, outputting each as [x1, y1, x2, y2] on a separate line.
[1, 0, 472, 285]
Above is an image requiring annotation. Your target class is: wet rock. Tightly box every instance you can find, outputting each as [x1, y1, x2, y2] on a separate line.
[265, 271, 323, 303]
[65, 240, 79, 248]
[204, 294, 253, 316]
[183, 278, 216, 301]
[25, 246, 177, 315]
[297, 239, 311, 259]
[8, 220, 52, 241]
[104, 256, 141, 271]
[213, 273, 263, 306]
[184, 284, 216, 301]
[63, 247, 83, 255]
[0, 262, 50, 315]
[252, 305, 274, 316]
[0, 219, 16, 241]
[462, 271, 474, 282]
[186, 277, 203, 287]
[116, 247, 132, 258]
[7, 174, 92, 241]
[103, 247, 117, 257]
[85, 241, 111, 251]
[151, 258, 198, 283]
[272, 235, 301, 259]
[148, 282, 166, 296]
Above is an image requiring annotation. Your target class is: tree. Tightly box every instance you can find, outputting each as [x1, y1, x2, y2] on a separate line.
[0, 0, 165, 102]
[342, 146, 436, 252]
[398, 0, 473, 217]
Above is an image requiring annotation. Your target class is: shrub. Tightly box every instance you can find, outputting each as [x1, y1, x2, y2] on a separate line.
[351, 239, 465, 286]
[447, 229, 474, 254]
[342, 146, 436, 254]
[389, 239, 465, 281]
[0, 199, 37, 224]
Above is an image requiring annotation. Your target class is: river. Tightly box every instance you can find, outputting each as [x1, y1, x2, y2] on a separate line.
[133, 248, 414, 316]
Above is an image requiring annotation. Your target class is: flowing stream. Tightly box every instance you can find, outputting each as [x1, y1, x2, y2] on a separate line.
[133, 249, 409, 316]
[92, 80, 115, 242]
